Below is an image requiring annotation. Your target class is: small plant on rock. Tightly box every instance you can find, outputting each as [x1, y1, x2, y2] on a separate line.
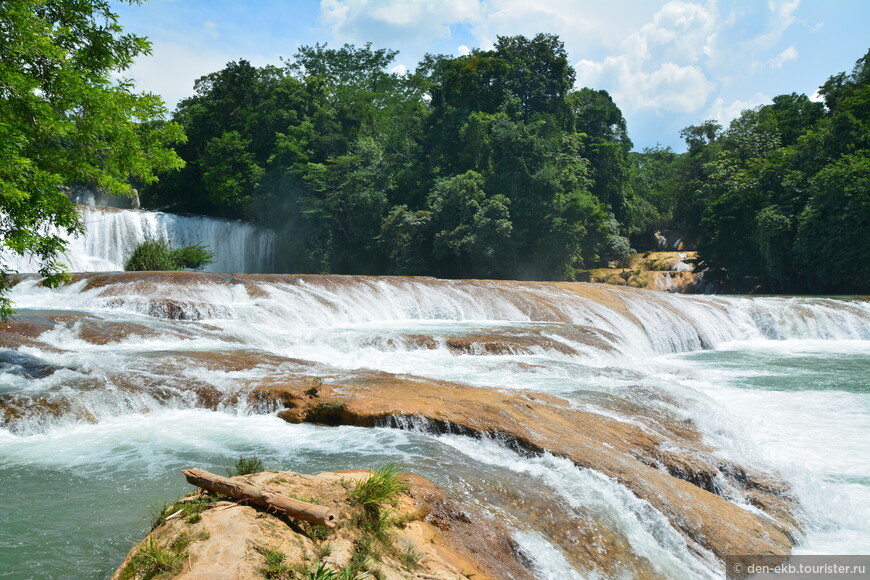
[256, 546, 291, 579]
[349, 463, 409, 512]
[120, 537, 185, 580]
[227, 454, 264, 476]
[398, 544, 422, 571]
[305, 377, 324, 398]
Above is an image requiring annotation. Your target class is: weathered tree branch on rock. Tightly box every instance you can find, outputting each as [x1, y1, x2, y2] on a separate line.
[181, 468, 338, 528]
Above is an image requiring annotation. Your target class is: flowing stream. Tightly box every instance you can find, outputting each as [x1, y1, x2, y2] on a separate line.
[0, 273, 868, 579]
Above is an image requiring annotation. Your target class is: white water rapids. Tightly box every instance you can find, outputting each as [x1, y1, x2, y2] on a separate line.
[1, 274, 869, 579]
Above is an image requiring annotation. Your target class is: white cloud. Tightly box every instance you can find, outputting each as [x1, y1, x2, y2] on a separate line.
[203, 20, 219, 39]
[761, 0, 800, 44]
[574, 1, 718, 115]
[313, 0, 813, 146]
[122, 42, 274, 110]
[390, 63, 407, 75]
[577, 56, 715, 114]
[706, 92, 771, 127]
[770, 45, 798, 68]
[622, 1, 718, 64]
[319, 0, 661, 62]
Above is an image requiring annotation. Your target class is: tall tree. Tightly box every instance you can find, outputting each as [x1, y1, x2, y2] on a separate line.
[0, 0, 184, 317]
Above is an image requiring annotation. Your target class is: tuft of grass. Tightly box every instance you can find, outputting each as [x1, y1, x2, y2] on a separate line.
[349, 464, 409, 510]
[151, 494, 222, 530]
[316, 543, 332, 560]
[170, 244, 214, 270]
[170, 531, 209, 553]
[304, 377, 324, 398]
[304, 522, 331, 541]
[148, 501, 172, 531]
[398, 544, 422, 572]
[119, 537, 185, 580]
[348, 537, 372, 577]
[227, 454, 264, 477]
[256, 546, 292, 579]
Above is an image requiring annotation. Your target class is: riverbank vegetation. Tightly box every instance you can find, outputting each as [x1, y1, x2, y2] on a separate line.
[2, 1, 867, 295]
[142, 40, 869, 293]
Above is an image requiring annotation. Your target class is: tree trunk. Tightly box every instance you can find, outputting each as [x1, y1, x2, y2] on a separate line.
[181, 468, 338, 528]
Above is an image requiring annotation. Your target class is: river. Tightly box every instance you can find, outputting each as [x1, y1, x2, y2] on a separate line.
[0, 272, 867, 579]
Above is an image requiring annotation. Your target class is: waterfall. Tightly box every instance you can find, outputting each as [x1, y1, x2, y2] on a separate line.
[2, 274, 869, 578]
[1, 206, 277, 273]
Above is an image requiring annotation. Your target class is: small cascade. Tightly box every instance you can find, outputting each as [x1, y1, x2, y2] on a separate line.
[2, 206, 277, 274]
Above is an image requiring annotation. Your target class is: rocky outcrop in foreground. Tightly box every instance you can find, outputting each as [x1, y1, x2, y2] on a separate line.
[114, 468, 532, 580]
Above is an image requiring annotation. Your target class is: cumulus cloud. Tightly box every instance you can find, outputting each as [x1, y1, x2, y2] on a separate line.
[315, 0, 809, 144]
[706, 93, 771, 127]
[122, 42, 274, 109]
[574, 1, 719, 115]
[577, 55, 715, 114]
[320, 0, 661, 61]
[622, 0, 718, 63]
[770, 46, 798, 68]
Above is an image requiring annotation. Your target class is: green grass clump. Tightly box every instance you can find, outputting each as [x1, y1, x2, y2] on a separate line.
[342, 464, 411, 577]
[150, 494, 222, 529]
[170, 244, 214, 270]
[398, 544, 422, 572]
[124, 239, 177, 271]
[256, 546, 292, 579]
[349, 464, 409, 511]
[119, 537, 186, 580]
[227, 454, 264, 477]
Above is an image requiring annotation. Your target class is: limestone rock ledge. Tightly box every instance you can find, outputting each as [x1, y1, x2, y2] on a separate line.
[113, 469, 533, 580]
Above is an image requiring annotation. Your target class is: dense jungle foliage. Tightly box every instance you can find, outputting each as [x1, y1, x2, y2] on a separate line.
[141, 39, 868, 292]
[0, 0, 184, 318]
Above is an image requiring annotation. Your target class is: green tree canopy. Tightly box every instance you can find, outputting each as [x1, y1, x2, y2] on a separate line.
[0, 0, 184, 317]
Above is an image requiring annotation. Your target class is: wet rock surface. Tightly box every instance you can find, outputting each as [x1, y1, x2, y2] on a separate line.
[273, 374, 797, 561]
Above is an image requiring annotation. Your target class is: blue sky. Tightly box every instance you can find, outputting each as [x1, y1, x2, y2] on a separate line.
[110, 0, 870, 151]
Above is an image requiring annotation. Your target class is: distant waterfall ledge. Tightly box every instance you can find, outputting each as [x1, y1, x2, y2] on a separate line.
[3, 206, 278, 274]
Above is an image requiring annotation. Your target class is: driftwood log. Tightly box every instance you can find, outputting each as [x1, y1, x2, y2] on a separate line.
[181, 468, 338, 528]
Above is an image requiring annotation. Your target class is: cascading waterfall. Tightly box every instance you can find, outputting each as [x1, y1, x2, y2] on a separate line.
[1, 205, 277, 273]
[1, 274, 869, 578]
